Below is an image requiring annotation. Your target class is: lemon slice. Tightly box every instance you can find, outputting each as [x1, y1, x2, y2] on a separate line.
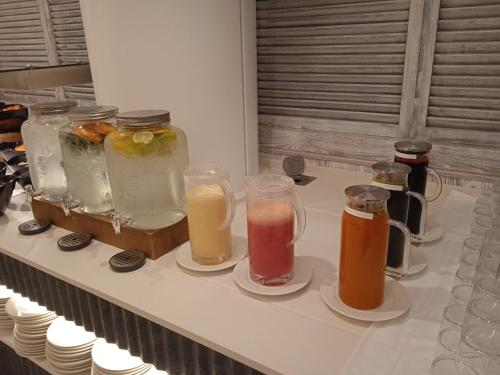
[132, 131, 154, 144]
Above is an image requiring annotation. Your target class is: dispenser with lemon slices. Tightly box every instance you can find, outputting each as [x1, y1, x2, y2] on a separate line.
[104, 110, 189, 233]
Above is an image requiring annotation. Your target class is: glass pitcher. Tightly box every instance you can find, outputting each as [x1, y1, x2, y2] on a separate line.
[245, 174, 306, 286]
[394, 140, 442, 235]
[339, 185, 411, 310]
[184, 164, 236, 265]
[372, 161, 427, 261]
[59, 105, 118, 215]
[105, 110, 189, 232]
[21, 101, 77, 202]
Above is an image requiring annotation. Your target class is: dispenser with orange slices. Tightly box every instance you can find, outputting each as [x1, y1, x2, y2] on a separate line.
[59, 106, 118, 214]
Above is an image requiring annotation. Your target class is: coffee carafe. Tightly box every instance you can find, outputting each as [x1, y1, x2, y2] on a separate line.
[372, 162, 427, 263]
[394, 140, 442, 235]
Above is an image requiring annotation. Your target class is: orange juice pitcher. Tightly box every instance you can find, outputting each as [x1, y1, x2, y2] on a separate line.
[339, 185, 411, 310]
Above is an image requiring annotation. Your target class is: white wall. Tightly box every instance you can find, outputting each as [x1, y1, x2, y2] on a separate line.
[79, 0, 258, 190]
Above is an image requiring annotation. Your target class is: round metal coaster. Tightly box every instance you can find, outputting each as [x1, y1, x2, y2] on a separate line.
[18, 219, 52, 235]
[57, 232, 93, 251]
[109, 250, 146, 273]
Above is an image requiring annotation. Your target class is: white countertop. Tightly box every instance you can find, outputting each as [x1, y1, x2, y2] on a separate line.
[0, 165, 479, 375]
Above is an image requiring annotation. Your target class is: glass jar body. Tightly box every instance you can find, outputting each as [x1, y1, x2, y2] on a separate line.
[104, 122, 188, 229]
[21, 113, 70, 201]
[59, 119, 115, 214]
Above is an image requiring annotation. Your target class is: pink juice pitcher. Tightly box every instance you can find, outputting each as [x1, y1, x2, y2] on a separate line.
[245, 174, 306, 286]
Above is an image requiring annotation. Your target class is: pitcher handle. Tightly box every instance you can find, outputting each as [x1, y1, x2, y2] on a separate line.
[386, 219, 411, 278]
[426, 167, 442, 202]
[407, 191, 427, 240]
[290, 189, 306, 245]
[219, 179, 236, 230]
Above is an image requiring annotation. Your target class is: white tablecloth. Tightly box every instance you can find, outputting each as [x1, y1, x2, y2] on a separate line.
[340, 191, 476, 375]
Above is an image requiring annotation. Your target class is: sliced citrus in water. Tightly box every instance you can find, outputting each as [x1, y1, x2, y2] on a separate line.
[132, 131, 154, 144]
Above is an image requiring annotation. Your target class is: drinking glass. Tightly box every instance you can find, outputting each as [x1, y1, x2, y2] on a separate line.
[463, 237, 484, 255]
[462, 299, 500, 329]
[459, 325, 500, 374]
[245, 174, 306, 285]
[471, 277, 500, 302]
[442, 303, 467, 329]
[470, 216, 491, 239]
[431, 356, 479, 375]
[184, 164, 235, 265]
[436, 327, 462, 357]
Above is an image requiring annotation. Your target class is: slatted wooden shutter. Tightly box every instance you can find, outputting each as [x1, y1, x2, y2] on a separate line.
[0, 0, 95, 105]
[257, 0, 412, 165]
[413, 0, 500, 180]
[258, 0, 499, 182]
[47, 0, 95, 105]
[0, 0, 57, 102]
[426, 0, 500, 141]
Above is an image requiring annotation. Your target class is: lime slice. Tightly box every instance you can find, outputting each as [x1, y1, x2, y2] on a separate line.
[133, 131, 154, 144]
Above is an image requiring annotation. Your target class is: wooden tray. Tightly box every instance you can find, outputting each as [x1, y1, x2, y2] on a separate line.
[31, 197, 189, 260]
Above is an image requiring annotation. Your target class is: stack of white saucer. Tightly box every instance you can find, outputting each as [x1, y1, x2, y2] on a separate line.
[143, 367, 168, 375]
[91, 338, 152, 375]
[0, 285, 14, 329]
[46, 316, 97, 375]
[5, 294, 57, 358]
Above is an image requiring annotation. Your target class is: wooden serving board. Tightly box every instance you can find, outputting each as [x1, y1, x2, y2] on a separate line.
[31, 197, 189, 260]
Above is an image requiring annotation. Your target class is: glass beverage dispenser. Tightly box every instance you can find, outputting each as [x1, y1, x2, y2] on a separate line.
[104, 110, 189, 232]
[59, 106, 118, 215]
[21, 101, 77, 201]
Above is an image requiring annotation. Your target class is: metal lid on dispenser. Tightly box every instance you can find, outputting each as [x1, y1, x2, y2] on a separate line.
[394, 140, 432, 154]
[30, 101, 77, 115]
[372, 161, 411, 175]
[116, 110, 170, 128]
[69, 106, 118, 122]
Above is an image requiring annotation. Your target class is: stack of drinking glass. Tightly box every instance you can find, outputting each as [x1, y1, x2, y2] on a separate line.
[432, 179, 500, 375]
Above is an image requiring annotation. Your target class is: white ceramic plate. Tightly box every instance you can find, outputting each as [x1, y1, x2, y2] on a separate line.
[144, 366, 169, 375]
[0, 285, 14, 299]
[91, 338, 145, 372]
[93, 363, 151, 375]
[407, 245, 427, 276]
[47, 342, 94, 355]
[176, 235, 247, 272]
[47, 316, 97, 348]
[233, 257, 312, 296]
[411, 221, 444, 244]
[320, 277, 411, 322]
